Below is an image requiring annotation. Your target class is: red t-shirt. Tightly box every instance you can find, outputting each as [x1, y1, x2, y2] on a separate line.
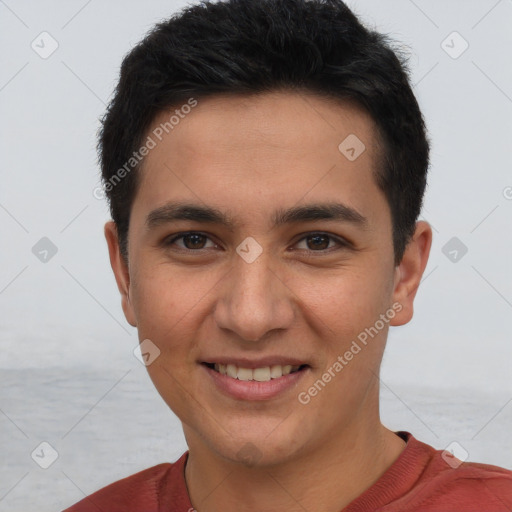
[62, 431, 512, 511]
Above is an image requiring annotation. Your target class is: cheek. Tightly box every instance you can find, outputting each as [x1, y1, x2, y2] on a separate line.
[129, 268, 205, 421]
[295, 265, 392, 341]
[130, 265, 195, 334]
[294, 270, 390, 428]
[128, 264, 215, 375]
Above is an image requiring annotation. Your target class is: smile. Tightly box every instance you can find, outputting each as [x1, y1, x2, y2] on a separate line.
[203, 362, 307, 382]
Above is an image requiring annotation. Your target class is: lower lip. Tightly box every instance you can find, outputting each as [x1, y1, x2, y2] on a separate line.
[202, 364, 308, 401]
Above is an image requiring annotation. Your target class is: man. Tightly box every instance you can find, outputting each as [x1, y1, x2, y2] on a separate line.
[63, 0, 512, 510]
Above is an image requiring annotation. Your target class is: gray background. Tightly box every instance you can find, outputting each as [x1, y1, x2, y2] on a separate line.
[1, 0, 511, 510]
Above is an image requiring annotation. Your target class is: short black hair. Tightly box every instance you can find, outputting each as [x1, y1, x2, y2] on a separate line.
[98, 0, 430, 265]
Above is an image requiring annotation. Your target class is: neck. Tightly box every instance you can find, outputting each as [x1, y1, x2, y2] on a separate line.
[184, 418, 406, 512]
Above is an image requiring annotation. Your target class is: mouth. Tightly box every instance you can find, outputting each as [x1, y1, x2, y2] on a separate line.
[202, 362, 309, 382]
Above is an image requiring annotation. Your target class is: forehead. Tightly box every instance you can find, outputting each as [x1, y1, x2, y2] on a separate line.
[146, 91, 379, 162]
[132, 91, 386, 229]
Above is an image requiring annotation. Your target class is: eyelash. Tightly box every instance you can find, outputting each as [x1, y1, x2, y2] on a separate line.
[163, 231, 350, 255]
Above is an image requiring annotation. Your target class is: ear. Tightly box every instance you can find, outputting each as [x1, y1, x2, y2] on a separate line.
[390, 221, 432, 326]
[104, 221, 137, 327]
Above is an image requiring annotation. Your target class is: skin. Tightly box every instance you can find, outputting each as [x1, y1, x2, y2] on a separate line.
[105, 91, 432, 512]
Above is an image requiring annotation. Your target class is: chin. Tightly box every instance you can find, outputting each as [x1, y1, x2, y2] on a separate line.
[191, 414, 311, 468]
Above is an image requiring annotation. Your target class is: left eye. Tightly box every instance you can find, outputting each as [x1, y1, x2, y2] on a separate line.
[295, 233, 345, 252]
[164, 232, 346, 252]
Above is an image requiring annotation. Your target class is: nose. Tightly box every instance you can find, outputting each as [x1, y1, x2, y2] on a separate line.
[213, 250, 295, 343]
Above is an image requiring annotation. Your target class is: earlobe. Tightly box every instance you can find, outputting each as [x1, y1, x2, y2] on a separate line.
[390, 221, 432, 327]
[104, 221, 137, 327]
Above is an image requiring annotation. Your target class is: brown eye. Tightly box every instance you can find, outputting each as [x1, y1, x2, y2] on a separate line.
[165, 232, 216, 251]
[305, 234, 330, 250]
[182, 233, 207, 249]
[295, 232, 346, 252]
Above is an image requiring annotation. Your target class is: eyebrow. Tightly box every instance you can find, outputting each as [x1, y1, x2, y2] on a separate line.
[145, 201, 368, 231]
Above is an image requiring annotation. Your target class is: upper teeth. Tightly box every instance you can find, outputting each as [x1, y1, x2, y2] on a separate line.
[213, 363, 301, 381]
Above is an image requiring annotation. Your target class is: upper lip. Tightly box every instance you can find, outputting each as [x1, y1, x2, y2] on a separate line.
[201, 357, 309, 369]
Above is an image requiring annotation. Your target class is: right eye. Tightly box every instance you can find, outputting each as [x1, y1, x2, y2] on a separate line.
[164, 232, 219, 252]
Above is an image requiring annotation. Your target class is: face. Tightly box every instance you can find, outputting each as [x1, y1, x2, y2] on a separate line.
[106, 91, 431, 467]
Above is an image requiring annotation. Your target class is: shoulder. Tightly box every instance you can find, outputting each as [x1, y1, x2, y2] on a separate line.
[403, 435, 512, 510]
[430, 459, 512, 503]
[62, 459, 180, 512]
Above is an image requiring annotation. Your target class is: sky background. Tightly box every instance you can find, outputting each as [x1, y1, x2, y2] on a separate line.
[1, 0, 511, 510]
